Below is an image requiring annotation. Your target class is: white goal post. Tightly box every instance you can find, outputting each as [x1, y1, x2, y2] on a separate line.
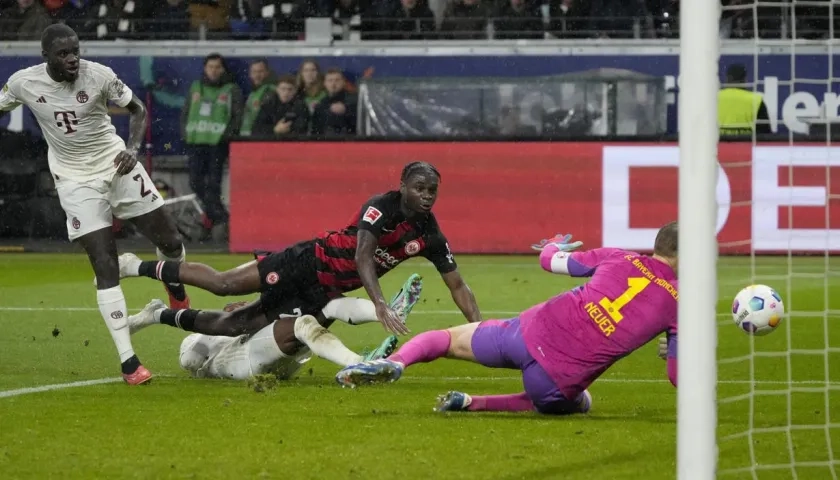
[677, 0, 721, 478]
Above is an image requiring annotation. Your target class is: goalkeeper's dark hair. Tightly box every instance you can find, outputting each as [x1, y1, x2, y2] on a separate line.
[41, 24, 78, 52]
[653, 221, 678, 258]
[401, 162, 440, 184]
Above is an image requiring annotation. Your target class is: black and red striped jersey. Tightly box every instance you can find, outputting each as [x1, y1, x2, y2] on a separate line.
[313, 190, 457, 292]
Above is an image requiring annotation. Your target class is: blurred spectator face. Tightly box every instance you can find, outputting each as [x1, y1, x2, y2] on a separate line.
[510, 0, 523, 9]
[276, 81, 296, 103]
[324, 72, 345, 95]
[17, 0, 35, 8]
[204, 58, 224, 82]
[300, 62, 319, 87]
[249, 62, 269, 87]
[401, 0, 417, 10]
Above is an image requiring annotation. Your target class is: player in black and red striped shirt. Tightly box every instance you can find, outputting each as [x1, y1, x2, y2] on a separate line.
[118, 161, 482, 339]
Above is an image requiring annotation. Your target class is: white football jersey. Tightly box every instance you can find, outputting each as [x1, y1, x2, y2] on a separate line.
[0, 60, 134, 181]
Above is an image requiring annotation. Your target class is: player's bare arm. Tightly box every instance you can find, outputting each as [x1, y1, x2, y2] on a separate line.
[113, 94, 146, 175]
[356, 229, 408, 335]
[441, 270, 481, 323]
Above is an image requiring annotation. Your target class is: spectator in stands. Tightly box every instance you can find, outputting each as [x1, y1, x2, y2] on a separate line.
[297, 0, 368, 19]
[296, 59, 327, 113]
[367, 0, 436, 40]
[492, 0, 543, 39]
[311, 68, 357, 136]
[585, 0, 651, 38]
[441, 0, 488, 39]
[229, 0, 269, 38]
[181, 53, 243, 236]
[547, 0, 595, 38]
[146, 0, 192, 39]
[189, 0, 232, 37]
[252, 75, 311, 137]
[239, 59, 276, 136]
[0, 0, 51, 40]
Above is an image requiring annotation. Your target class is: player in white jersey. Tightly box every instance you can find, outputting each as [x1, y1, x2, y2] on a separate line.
[0, 24, 191, 385]
[124, 274, 424, 381]
[127, 300, 401, 382]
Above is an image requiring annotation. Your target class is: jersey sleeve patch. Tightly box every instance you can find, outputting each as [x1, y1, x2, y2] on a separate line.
[362, 206, 383, 225]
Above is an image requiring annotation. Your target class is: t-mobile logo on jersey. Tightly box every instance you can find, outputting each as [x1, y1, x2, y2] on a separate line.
[54, 111, 78, 134]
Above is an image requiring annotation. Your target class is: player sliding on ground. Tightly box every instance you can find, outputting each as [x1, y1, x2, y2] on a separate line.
[126, 281, 419, 380]
[116, 161, 482, 339]
[0, 25, 191, 385]
[336, 222, 680, 415]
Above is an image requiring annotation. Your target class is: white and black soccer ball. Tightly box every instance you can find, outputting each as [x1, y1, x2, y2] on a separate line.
[731, 284, 785, 336]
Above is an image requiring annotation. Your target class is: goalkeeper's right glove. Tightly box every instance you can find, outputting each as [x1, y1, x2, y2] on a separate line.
[530, 233, 583, 253]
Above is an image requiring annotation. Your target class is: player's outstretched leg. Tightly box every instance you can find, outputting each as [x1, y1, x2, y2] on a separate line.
[322, 273, 423, 326]
[128, 298, 271, 337]
[126, 207, 192, 310]
[118, 253, 262, 298]
[434, 389, 592, 414]
[78, 228, 152, 385]
[336, 322, 474, 387]
[292, 315, 397, 367]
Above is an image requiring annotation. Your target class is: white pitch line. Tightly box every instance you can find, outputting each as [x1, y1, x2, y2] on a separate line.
[0, 377, 122, 398]
[2, 375, 837, 400]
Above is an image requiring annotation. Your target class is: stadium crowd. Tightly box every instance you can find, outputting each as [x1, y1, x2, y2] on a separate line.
[0, 0, 834, 41]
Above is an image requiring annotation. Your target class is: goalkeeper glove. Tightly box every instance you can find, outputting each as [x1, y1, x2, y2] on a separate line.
[530, 233, 583, 253]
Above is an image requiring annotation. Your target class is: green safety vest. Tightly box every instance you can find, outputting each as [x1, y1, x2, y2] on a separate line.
[718, 88, 763, 135]
[185, 81, 235, 145]
[240, 84, 273, 137]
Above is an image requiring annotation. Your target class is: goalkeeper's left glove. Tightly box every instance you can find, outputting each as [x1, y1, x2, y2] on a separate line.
[530, 233, 584, 253]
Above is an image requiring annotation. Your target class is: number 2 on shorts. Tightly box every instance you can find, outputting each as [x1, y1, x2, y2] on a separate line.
[598, 277, 651, 323]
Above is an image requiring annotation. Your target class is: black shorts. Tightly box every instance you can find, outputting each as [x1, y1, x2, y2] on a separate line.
[254, 240, 334, 320]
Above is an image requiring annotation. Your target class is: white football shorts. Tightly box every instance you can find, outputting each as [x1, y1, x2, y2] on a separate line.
[54, 162, 164, 241]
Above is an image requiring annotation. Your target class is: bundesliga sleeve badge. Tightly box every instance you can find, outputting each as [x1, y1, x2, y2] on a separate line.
[363, 206, 382, 225]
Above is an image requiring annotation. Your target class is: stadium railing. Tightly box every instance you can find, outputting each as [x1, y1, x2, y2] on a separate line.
[0, 12, 823, 41]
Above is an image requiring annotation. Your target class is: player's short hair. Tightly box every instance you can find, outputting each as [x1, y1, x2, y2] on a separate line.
[41, 24, 77, 52]
[401, 161, 441, 184]
[653, 221, 678, 258]
[276, 74, 296, 87]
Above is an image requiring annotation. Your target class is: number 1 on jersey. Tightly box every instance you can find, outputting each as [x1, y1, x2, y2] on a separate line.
[598, 277, 651, 323]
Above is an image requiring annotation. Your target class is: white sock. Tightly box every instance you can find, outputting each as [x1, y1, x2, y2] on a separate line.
[97, 285, 135, 363]
[293, 316, 363, 367]
[321, 297, 377, 325]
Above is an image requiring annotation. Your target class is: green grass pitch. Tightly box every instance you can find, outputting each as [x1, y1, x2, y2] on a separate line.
[0, 253, 838, 479]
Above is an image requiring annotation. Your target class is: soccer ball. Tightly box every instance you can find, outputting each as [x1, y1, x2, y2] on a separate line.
[731, 284, 785, 336]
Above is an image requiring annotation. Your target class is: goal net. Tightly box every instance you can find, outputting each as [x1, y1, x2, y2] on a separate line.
[682, 1, 840, 478]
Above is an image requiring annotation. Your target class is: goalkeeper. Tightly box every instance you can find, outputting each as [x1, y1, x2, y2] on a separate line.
[336, 223, 680, 414]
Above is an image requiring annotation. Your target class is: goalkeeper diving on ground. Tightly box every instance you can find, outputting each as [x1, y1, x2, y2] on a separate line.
[336, 222, 679, 414]
[126, 274, 423, 381]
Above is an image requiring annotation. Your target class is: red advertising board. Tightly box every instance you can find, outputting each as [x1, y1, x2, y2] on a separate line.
[228, 142, 840, 254]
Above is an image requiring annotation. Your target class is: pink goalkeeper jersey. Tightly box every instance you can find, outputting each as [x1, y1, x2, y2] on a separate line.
[520, 247, 679, 398]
